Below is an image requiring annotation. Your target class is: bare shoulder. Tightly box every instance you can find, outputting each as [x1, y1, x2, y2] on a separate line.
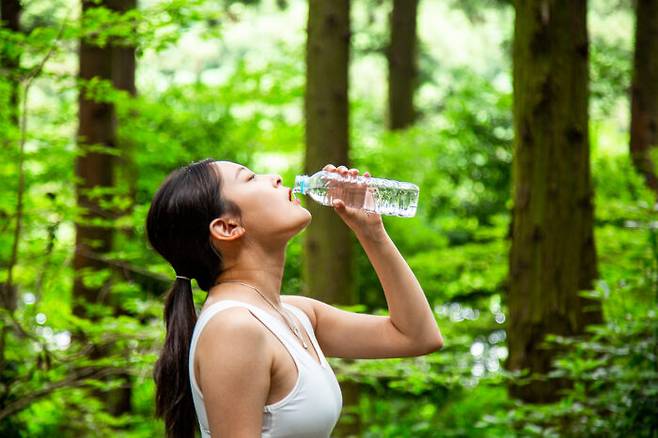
[195, 307, 273, 435]
[280, 294, 318, 331]
[201, 305, 263, 332]
[196, 306, 273, 367]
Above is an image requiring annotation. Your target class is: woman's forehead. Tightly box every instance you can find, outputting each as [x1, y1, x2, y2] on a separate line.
[213, 161, 255, 188]
[214, 160, 250, 174]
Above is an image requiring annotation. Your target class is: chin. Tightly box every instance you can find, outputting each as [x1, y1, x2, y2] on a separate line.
[299, 210, 312, 228]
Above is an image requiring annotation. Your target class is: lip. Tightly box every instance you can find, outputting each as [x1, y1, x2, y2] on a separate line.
[288, 188, 292, 201]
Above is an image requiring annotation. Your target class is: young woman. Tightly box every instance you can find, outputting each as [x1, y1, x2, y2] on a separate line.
[146, 159, 444, 437]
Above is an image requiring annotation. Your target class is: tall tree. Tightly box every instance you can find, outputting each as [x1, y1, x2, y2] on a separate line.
[507, 0, 603, 403]
[73, 0, 121, 414]
[630, 0, 658, 196]
[0, 1, 21, 434]
[106, 0, 138, 415]
[0, 0, 20, 128]
[108, 0, 138, 237]
[304, 0, 363, 434]
[73, 0, 116, 317]
[304, 0, 352, 324]
[387, 0, 418, 130]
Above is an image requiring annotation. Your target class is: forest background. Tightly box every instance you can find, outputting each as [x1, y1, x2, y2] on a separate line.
[0, 0, 656, 436]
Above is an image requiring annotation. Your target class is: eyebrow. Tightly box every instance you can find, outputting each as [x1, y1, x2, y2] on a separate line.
[234, 167, 246, 180]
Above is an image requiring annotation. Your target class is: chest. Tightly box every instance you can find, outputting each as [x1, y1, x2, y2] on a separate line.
[266, 317, 323, 405]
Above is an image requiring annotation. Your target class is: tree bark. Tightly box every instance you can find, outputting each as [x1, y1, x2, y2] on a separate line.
[304, 0, 362, 435]
[387, 0, 418, 130]
[74, 0, 116, 317]
[0, 2, 20, 434]
[507, 0, 603, 404]
[105, 0, 137, 416]
[108, 0, 138, 242]
[630, 0, 658, 196]
[0, 0, 20, 128]
[74, 0, 128, 417]
[0, 0, 20, 309]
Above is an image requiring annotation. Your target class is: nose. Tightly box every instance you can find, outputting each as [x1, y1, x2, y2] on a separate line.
[273, 175, 282, 187]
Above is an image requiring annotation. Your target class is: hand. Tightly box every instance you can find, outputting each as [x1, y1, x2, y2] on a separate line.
[323, 164, 385, 239]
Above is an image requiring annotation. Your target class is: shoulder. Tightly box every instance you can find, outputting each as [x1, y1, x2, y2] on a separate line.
[194, 307, 272, 434]
[196, 306, 273, 364]
[199, 306, 267, 343]
[281, 294, 319, 331]
[195, 307, 273, 385]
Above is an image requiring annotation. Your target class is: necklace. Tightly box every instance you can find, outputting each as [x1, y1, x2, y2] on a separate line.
[215, 280, 309, 350]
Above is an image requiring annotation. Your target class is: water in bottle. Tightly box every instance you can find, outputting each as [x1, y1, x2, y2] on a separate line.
[292, 170, 419, 217]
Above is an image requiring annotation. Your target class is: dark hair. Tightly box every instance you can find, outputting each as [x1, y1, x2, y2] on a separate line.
[145, 158, 242, 437]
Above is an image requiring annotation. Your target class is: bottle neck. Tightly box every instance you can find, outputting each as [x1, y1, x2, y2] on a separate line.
[294, 175, 310, 195]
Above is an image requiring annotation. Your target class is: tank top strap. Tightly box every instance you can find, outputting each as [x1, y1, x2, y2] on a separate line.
[281, 303, 313, 334]
[189, 300, 307, 400]
[192, 299, 304, 354]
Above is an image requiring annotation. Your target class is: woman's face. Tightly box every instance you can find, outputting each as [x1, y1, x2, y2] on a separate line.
[210, 160, 312, 244]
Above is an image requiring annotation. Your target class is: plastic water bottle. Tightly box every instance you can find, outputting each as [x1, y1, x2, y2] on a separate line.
[292, 170, 419, 217]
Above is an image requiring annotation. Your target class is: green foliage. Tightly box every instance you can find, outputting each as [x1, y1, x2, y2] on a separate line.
[479, 265, 658, 436]
[0, 0, 652, 436]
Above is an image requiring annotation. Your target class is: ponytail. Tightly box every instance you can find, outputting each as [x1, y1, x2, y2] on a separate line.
[154, 277, 198, 437]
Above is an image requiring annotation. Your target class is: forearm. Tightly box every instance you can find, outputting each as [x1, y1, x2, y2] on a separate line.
[356, 227, 443, 348]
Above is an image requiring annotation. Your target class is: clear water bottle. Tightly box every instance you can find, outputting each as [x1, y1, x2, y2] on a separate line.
[292, 170, 419, 217]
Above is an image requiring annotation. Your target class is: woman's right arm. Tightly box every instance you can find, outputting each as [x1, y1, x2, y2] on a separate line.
[196, 308, 272, 437]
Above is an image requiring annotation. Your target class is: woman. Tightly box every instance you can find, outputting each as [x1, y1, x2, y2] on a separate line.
[146, 159, 444, 437]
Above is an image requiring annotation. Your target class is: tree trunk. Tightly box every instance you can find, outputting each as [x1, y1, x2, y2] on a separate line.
[74, 0, 126, 416]
[507, 0, 603, 404]
[0, 2, 20, 435]
[74, 0, 116, 316]
[106, 0, 138, 416]
[304, 0, 362, 435]
[0, 0, 20, 128]
[387, 0, 418, 130]
[108, 0, 138, 242]
[630, 0, 658, 196]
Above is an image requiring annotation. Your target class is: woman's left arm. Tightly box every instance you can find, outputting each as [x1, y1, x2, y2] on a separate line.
[325, 164, 443, 350]
[355, 227, 443, 349]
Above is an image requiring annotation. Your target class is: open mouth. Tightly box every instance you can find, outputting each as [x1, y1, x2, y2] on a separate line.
[288, 188, 301, 205]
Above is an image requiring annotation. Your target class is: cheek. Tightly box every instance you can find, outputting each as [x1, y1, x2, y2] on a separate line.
[248, 193, 287, 221]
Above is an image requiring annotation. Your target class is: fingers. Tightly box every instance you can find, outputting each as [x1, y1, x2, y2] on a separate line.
[322, 164, 371, 178]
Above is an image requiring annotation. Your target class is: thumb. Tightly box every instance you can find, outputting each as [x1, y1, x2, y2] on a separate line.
[332, 199, 344, 209]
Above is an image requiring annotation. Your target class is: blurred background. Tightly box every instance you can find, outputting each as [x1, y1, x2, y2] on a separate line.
[0, 0, 656, 436]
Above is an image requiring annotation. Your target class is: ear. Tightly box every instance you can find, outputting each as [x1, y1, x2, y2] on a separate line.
[209, 217, 245, 241]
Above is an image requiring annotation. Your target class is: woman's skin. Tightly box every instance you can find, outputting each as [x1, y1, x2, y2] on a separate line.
[195, 160, 443, 437]
[204, 160, 314, 309]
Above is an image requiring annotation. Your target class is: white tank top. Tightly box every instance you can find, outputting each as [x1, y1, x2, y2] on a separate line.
[188, 299, 343, 437]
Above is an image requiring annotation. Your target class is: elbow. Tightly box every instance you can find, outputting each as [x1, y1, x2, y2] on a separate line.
[422, 334, 444, 354]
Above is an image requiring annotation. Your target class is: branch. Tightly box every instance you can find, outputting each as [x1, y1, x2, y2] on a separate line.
[74, 246, 171, 286]
[0, 366, 126, 421]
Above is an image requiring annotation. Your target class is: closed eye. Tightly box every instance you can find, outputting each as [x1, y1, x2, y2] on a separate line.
[248, 174, 255, 181]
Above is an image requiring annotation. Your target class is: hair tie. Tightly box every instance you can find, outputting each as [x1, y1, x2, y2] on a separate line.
[176, 275, 191, 281]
